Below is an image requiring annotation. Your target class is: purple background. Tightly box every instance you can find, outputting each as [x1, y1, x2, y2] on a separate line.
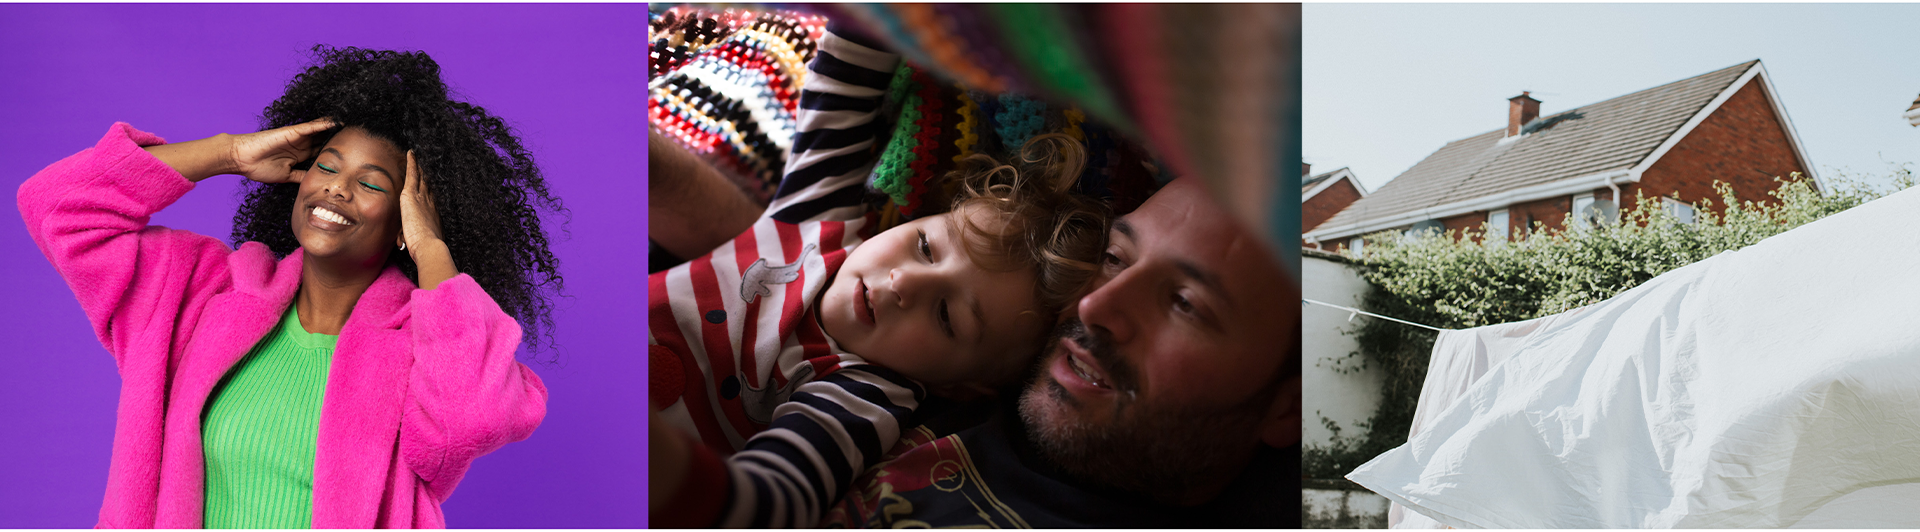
[0, 4, 646, 528]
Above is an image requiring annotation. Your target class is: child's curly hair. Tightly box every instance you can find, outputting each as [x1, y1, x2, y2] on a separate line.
[944, 133, 1111, 323]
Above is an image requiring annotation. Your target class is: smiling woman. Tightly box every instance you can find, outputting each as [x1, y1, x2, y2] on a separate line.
[16, 45, 561, 528]
[234, 46, 566, 350]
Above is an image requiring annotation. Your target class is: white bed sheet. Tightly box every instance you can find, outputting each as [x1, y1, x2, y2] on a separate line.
[1349, 185, 1920, 528]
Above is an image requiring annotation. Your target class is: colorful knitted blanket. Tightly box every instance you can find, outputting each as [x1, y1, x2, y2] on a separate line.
[649, 7, 826, 202]
[648, 4, 1298, 262]
[650, 5, 1167, 225]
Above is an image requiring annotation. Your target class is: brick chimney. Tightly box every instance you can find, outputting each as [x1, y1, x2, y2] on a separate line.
[1507, 91, 1541, 137]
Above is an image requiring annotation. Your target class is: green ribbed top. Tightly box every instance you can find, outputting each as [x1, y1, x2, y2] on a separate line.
[201, 306, 336, 529]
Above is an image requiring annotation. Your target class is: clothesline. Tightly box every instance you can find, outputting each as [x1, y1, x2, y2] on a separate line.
[1301, 298, 1453, 332]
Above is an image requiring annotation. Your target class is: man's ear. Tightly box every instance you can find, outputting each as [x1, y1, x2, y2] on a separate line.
[1259, 375, 1302, 448]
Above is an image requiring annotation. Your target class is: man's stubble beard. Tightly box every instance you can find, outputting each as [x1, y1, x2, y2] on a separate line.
[1016, 319, 1272, 506]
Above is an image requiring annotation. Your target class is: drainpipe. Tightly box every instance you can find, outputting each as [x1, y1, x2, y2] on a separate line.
[1600, 171, 1623, 206]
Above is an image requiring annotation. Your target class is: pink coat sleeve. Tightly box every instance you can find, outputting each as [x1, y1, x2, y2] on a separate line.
[17, 123, 235, 371]
[399, 274, 549, 499]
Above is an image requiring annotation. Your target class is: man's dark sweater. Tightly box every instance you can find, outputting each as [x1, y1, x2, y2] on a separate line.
[820, 399, 1301, 528]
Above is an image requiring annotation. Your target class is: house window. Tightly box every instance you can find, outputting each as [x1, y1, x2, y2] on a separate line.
[1487, 209, 1510, 244]
[1349, 237, 1365, 256]
[1664, 197, 1696, 225]
[1570, 193, 1619, 231]
[1406, 220, 1445, 238]
[1571, 193, 1594, 232]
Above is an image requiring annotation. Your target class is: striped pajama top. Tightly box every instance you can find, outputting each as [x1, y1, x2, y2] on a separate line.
[649, 29, 928, 526]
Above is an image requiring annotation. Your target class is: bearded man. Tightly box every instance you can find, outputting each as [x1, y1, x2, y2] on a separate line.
[818, 177, 1301, 527]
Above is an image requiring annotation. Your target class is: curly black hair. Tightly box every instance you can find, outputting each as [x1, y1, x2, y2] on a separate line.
[232, 45, 567, 361]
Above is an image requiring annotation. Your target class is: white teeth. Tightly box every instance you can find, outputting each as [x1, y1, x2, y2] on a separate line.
[1069, 355, 1108, 388]
[863, 285, 875, 319]
[313, 206, 353, 226]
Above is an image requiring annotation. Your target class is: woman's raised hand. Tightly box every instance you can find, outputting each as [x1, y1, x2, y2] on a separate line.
[398, 151, 446, 251]
[399, 150, 459, 290]
[142, 118, 334, 183]
[229, 118, 336, 184]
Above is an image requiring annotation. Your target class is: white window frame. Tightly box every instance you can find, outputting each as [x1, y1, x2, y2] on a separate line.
[1486, 209, 1510, 245]
[1570, 193, 1595, 232]
[1348, 237, 1365, 256]
[1664, 197, 1697, 225]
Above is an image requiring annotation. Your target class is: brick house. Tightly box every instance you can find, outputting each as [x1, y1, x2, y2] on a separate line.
[1305, 60, 1815, 253]
[1303, 163, 1367, 248]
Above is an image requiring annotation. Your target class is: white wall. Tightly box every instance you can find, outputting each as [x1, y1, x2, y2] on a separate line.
[1302, 252, 1387, 449]
[1303, 486, 1391, 529]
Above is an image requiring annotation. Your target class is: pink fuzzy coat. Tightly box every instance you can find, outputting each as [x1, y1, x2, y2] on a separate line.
[18, 123, 547, 528]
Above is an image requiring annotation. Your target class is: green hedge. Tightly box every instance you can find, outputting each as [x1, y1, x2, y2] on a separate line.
[1304, 169, 1912, 480]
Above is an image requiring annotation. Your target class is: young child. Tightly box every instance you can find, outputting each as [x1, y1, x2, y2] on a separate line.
[648, 29, 1108, 527]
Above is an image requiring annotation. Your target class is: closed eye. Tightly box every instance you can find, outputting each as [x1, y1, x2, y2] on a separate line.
[360, 181, 387, 192]
[938, 299, 955, 337]
[918, 230, 934, 261]
[316, 162, 339, 174]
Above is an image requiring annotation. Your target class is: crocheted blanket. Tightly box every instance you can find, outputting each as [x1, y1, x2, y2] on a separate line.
[648, 5, 1170, 229]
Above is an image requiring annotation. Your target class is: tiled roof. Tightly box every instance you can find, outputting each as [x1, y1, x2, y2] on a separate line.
[1317, 60, 1758, 232]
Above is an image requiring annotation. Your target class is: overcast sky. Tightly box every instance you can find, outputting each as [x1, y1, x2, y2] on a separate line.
[1305, 3, 1920, 193]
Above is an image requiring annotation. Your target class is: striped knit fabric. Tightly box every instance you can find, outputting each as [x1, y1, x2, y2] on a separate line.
[201, 307, 335, 529]
[649, 6, 828, 204]
[717, 364, 924, 528]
